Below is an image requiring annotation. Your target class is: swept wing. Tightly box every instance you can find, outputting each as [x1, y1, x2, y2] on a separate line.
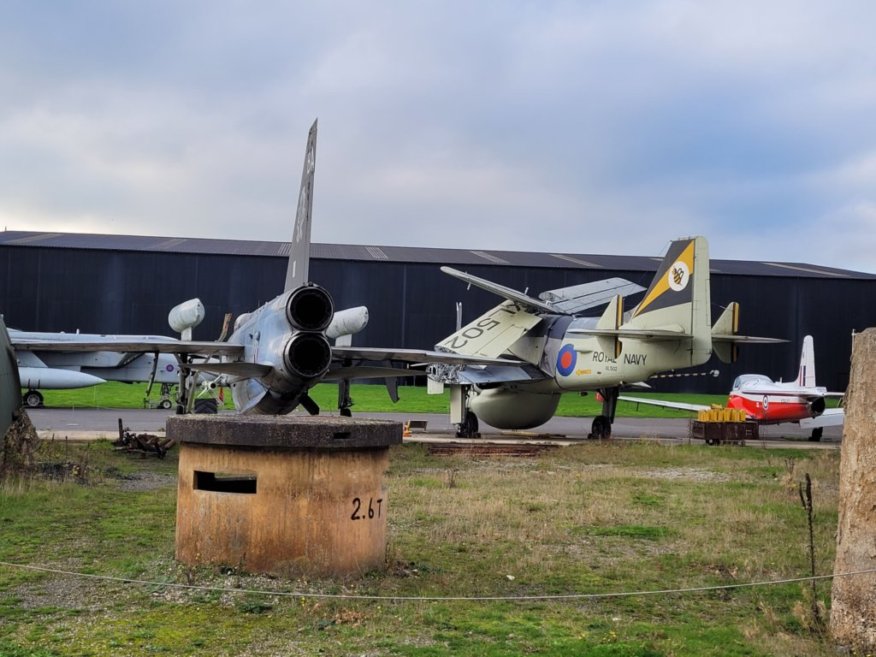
[538, 278, 645, 314]
[437, 301, 542, 359]
[440, 267, 644, 316]
[618, 395, 710, 413]
[332, 345, 524, 367]
[10, 337, 243, 357]
[799, 408, 844, 429]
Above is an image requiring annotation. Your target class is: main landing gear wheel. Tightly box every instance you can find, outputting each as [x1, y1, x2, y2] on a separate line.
[340, 407, 352, 418]
[590, 415, 611, 439]
[456, 410, 480, 438]
[809, 427, 823, 442]
[158, 399, 173, 410]
[193, 398, 219, 415]
[23, 390, 44, 408]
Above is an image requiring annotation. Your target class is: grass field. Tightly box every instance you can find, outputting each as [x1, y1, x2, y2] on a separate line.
[0, 437, 842, 656]
[28, 382, 727, 418]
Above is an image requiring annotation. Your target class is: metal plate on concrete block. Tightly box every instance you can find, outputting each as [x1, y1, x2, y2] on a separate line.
[167, 414, 402, 450]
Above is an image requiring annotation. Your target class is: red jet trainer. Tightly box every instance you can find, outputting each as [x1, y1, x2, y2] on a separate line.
[620, 336, 844, 441]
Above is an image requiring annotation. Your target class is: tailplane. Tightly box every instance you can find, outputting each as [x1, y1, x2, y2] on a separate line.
[284, 119, 318, 292]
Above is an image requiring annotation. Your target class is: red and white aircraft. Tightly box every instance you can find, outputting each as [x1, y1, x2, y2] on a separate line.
[620, 336, 844, 441]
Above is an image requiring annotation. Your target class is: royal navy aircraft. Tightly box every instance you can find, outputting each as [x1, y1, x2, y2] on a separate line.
[620, 335, 843, 441]
[9, 120, 518, 415]
[428, 237, 779, 438]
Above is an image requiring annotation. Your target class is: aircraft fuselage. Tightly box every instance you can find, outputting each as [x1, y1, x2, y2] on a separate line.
[728, 387, 827, 424]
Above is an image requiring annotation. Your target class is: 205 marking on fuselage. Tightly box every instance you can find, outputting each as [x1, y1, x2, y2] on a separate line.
[442, 305, 517, 352]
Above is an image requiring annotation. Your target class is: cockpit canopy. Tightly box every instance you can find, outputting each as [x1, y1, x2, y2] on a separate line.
[732, 374, 773, 390]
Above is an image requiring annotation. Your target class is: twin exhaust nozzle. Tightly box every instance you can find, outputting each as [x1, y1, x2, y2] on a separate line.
[283, 284, 334, 380]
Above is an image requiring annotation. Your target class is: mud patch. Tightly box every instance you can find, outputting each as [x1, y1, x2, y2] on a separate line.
[635, 467, 731, 482]
[114, 471, 177, 492]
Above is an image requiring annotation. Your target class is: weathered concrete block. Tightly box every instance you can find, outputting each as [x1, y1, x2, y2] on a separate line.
[831, 328, 876, 649]
[170, 415, 402, 578]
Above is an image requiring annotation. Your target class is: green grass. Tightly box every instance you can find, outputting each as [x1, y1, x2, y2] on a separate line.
[0, 439, 841, 656]
[28, 382, 727, 418]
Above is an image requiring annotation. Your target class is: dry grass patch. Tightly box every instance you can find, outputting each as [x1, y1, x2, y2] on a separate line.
[0, 438, 844, 656]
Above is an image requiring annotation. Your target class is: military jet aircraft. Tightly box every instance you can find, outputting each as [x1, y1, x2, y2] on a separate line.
[11, 295, 371, 411]
[13, 330, 181, 409]
[9, 120, 519, 416]
[428, 237, 779, 438]
[619, 335, 843, 441]
[10, 297, 213, 409]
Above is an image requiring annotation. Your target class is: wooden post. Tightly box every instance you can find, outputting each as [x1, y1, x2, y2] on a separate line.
[831, 328, 876, 648]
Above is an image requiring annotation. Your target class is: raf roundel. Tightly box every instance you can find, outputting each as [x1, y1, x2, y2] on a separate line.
[556, 344, 577, 377]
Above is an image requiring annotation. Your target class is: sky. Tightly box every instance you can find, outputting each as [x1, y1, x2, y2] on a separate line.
[1, 1, 876, 272]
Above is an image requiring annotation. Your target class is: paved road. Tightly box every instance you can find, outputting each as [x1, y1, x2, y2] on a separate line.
[26, 406, 842, 446]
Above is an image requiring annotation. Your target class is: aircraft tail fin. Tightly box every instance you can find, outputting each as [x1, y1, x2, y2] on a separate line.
[711, 301, 787, 361]
[284, 119, 318, 292]
[595, 294, 623, 358]
[712, 303, 739, 363]
[795, 335, 816, 387]
[623, 236, 712, 367]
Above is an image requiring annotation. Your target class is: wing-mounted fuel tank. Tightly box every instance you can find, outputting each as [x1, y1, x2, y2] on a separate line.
[230, 283, 335, 414]
[168, 298, 205, 340]
[326, 306, 369, 341]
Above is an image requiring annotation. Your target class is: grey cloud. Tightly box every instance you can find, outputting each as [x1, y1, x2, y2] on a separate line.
[1, 0, 876, 271]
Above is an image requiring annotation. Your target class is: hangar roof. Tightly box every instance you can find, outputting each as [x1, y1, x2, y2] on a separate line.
[1, 230, 873, 280]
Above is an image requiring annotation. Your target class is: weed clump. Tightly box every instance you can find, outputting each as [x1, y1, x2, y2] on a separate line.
[1, 409, 39, 479]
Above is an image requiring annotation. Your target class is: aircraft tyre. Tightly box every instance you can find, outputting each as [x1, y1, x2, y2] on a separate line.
[456, 410, 480, 438]
[590, 415, 611, 439]
[809, 427, 823, 442]
[340, 407, 352, 418]
[23, 390, 43, 409]
[194, 398, 219, 415]
[158, 399, 173, 410]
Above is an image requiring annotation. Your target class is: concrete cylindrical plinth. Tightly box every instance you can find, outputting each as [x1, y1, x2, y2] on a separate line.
[169, 415, 402, 578]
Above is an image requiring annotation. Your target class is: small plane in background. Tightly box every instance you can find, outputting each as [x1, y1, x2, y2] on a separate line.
[8, 119, 516, 416]
[428, 237, 782, 438]
[619, 335, 844, 441]
[13, 330, 182, 409]
[11, 298, 215, 410]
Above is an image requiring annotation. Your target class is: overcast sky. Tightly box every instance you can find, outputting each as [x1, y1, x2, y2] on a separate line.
[2, 1, 875, 272]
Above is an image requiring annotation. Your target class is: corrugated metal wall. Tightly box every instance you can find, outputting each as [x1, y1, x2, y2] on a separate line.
[1, 244, 873, 393]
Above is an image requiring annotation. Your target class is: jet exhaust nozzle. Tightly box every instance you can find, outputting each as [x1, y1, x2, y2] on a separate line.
[283, 332, 332, 380]
[285, 284, 334, 332]
[808, 397, 826, 417]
